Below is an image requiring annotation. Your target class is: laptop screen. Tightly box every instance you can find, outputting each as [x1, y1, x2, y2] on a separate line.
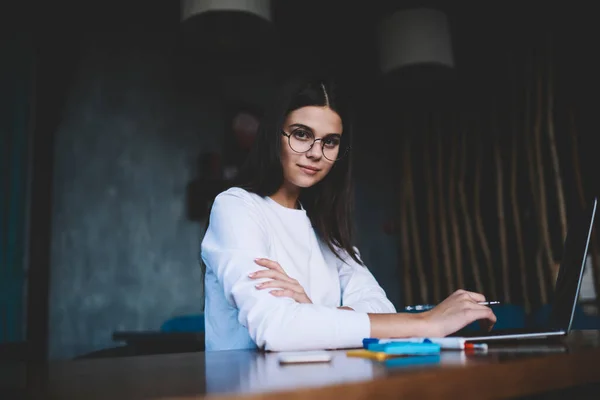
[548, 198, 597, 332]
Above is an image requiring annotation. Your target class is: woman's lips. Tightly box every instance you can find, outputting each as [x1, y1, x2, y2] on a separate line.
[298, 165, 320, 175]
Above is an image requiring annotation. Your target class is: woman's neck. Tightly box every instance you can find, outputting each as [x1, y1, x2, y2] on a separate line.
[270, 183, 301, 209]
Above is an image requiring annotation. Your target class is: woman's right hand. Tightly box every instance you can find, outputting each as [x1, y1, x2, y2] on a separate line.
[421, 289, 497, 337]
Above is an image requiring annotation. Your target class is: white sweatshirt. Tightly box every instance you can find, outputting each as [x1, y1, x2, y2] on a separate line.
[201, 187, 396, 351]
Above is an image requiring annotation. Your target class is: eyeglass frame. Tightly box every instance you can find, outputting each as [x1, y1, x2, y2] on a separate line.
[280, 129, 351, 162]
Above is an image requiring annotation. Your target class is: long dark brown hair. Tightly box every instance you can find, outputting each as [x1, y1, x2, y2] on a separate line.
[235, 76, 362, 265]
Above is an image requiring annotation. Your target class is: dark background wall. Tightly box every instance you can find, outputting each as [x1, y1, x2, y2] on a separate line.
[48, 33, 212, 358]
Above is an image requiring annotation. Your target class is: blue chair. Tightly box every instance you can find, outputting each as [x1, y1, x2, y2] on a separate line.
[160, 314, 205, 333]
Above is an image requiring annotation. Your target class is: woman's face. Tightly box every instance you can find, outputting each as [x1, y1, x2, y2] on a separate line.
[280, 106, 343, 190]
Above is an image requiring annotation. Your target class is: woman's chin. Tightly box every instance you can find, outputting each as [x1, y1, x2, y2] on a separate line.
[291, 175, 322, 188]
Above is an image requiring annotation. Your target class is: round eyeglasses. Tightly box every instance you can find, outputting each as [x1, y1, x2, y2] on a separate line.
[281, 128, 350, 162]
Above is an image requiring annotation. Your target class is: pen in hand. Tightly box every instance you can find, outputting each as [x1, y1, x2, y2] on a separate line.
[404, 301, 501, 312]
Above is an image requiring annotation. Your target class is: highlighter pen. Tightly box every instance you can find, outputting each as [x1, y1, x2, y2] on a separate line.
[346, 349, 392, 361]
[404, 301, 500, 312]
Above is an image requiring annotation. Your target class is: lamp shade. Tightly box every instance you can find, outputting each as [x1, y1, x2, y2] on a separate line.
[377, 8, 454, 75]
[181, 0, 271, 23]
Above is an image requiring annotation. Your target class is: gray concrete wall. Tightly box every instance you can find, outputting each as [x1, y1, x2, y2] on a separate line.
[48, 35, 223, 359]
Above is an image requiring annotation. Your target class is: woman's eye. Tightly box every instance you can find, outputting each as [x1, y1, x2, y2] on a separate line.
[323, 136, 340, 147]
[293, 130, 312, 140]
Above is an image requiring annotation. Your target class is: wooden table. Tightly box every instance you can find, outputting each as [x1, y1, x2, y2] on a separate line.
[3, 330, 600, 399]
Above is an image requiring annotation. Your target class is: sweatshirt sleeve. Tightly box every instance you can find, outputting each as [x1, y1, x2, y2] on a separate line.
[338, 247, 397, 314]
[201, 189, 370, 351]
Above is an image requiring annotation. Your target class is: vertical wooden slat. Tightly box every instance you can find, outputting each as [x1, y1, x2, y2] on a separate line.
[436, 116, 454, 295]
[474, 131, 497, 300]
[511, 115, 530, 312]
[526, 47, 549, 304]
[405, 136, 428, 303]
[424, 121, 441, 303]
[459, 129, 483, 294]
[494, 112, 511, 303]
[510, 47, 531, 312]
[533, 51, 556, 291]
[448, 124, 464, 290]
[399, 136, 413, 306]
[545, 34, 568, 245]
[526, 115, 548, 305]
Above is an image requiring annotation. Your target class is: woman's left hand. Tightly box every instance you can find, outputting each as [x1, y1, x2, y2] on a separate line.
[249, 258, 312, 304]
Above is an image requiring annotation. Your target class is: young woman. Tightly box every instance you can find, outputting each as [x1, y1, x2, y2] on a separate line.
[201, 77, 496, 351]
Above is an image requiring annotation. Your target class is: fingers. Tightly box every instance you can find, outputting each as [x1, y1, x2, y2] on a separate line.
[465, 291, 486, 303]
[463, 307, 497, 325]
[444, 307, 496, 336]
[249, 269, 295, 283]
[270, 289, 312, 304]
[254, 258, 285, 273]
[270, 289, 311, 304]
[460, 301, 496, 325]
[255, 279, 301, 293]
[461, 302, 492, 312]
[479, 318, 496, 332]
[453, 289, 486, 303]
[270, 289, 296, 298]
[251, 258, 311, 304]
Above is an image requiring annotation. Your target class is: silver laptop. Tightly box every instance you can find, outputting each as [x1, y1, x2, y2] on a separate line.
[449, 197, 597, 342]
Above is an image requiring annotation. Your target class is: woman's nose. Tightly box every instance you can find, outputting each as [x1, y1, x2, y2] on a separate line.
[306, 140, 323, 159]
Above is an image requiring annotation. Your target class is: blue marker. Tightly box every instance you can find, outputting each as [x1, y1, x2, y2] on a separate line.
[366, 341, 441, 355]
[363, 337, 487, 351]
